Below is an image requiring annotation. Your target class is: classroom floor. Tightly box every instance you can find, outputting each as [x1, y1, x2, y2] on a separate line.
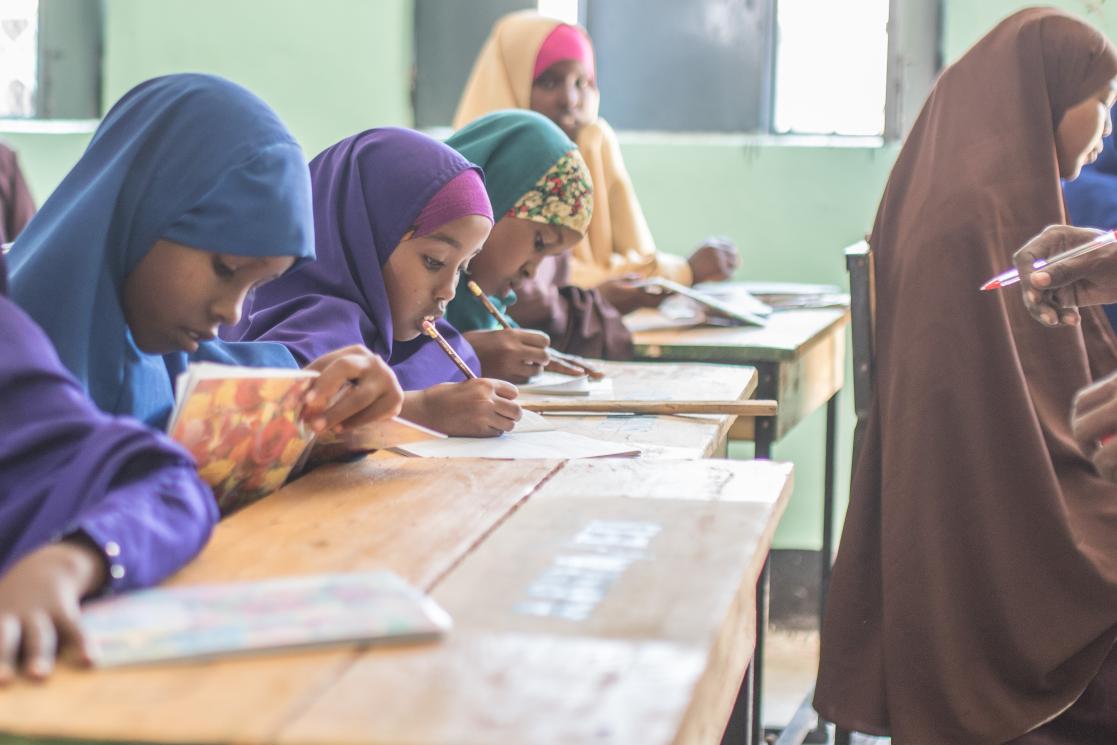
[764, 550, 891, 745]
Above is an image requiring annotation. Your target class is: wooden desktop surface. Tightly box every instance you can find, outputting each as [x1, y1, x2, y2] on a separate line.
[0, 457, 793, 745]
[628, 308, 848, 441]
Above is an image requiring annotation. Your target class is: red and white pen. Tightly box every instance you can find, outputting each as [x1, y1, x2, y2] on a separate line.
[981, 229, 1117, 291]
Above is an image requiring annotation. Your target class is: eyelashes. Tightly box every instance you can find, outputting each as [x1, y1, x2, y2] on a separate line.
[212, 256, 236, 279]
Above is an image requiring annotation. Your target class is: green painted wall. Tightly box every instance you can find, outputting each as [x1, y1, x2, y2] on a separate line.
[943, 0, 1117, 62]
[6, 0, 1114, 548]
[102, 0, 414, 158]
[619, 139, 895, 549]
[0, 129, 91, 205]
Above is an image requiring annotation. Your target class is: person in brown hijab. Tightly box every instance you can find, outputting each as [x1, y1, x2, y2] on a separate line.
[815, 9, 1117, 744]
[0, 141, 34, 244]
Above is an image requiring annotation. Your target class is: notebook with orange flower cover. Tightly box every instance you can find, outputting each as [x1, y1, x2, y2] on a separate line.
[167, 363, 320, 513]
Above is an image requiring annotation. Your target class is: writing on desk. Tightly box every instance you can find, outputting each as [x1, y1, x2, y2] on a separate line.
[515, 520, 662, 622]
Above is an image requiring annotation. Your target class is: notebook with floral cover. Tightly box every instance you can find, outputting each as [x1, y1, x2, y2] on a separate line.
[167, 363, 320, 513]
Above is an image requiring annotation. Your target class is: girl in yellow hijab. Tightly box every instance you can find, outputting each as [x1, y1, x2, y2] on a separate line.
[454, 10, 740, 314]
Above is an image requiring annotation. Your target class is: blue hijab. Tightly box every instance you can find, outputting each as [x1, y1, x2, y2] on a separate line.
[8, 74, 314, 428]
[1063, 131, 1117, 329]
[227, 128, 487, 389]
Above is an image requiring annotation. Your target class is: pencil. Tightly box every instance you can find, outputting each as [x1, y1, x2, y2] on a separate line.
[421, 318, 478, 380]
[467, 279, 604, 378]
[467, 280, 514, 329]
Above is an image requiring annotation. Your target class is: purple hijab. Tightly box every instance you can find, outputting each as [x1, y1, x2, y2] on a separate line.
[0, 253, 216, 590]
[226, 128, 490, 389]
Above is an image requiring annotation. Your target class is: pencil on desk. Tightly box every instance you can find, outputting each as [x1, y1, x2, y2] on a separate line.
[521, 400, 779, 417]
[422, 318, 478, 380]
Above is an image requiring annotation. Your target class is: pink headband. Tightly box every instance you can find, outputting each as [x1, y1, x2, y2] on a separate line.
[412, 169, 493, 238]
[533, 24, 595, 83]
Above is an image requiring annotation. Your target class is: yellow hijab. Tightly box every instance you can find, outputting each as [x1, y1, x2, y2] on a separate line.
[453, 10, 692, 287]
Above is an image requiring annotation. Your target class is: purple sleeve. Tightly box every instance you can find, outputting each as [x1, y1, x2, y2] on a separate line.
[77, 463, 217, 593]
[0, 292, 218, 589]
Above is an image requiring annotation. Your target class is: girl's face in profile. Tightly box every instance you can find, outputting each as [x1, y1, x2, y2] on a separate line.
[530, 59, 596, 140]
[1056, 78, 1117, 180]
[381, 215, 491, 341]
[122, 239, 293, 354]
[467, 217, 579, 297]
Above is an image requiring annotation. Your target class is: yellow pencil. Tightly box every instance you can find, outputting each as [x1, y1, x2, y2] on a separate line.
[467, 279, 604, 378]
[422, 318, 477, 380]
[467, 280, 514, 330]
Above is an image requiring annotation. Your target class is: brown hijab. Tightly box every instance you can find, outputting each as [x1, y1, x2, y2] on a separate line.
[815, 9, 1117, 744]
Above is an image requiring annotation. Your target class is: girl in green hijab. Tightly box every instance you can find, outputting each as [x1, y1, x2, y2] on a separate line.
[446, 110, 626, 382]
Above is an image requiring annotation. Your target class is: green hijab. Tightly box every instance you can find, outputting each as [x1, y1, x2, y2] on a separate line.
[444, 109, 591, 332]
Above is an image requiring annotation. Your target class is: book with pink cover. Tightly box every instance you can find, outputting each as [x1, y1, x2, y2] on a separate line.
[167, 363, 443, 512]
[80, 572, 452, 667]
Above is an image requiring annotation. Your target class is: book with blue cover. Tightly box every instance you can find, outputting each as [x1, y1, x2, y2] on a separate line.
[81, 571, 452, 667]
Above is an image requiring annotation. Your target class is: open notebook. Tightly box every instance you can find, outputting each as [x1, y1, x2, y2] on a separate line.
[638, 277, 771, 327]
[80, 571, 452, 667]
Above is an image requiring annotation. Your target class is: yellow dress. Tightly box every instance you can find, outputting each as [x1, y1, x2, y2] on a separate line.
[452, 10, 693, 287]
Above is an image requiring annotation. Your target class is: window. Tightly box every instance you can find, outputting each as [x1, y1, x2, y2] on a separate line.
[413, 0, 939, 139]
[0, 0, 39, 118]
[773, 0, 890, 136]
[0, 0, 102, 121]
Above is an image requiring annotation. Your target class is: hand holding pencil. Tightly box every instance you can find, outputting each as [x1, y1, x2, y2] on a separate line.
[465, 280, 605, 381]
[1008, 226, 1117, 327]
[418, 318, 521, 436]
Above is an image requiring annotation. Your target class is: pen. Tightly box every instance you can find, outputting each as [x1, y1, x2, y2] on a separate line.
[980, 229, 1117, 291]
[421, 318, 478, 380]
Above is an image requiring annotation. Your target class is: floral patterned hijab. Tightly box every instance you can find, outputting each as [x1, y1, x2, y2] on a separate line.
[507, 149, 592, 235]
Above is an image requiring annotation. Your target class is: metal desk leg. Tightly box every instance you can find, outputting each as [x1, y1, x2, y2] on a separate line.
[723, 410, 776, 745]
[820, 393, 838, 621]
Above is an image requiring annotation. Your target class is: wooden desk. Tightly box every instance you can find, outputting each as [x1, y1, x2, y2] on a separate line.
[0, 457, 792, 745]
[627, 307, 849, 745]
[630, 308, 847, 446]
[526, 360, 759, 459]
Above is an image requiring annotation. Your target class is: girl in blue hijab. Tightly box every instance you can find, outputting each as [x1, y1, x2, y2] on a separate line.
[8, 74, 403, 433]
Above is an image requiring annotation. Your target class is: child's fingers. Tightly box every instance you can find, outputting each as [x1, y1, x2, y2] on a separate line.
[513, 329, 550, 349]
[55, 604, 94, 668]
[0, 614, 19, 684]
[490, 379, 519, 400]
[21, 611, 56, 680]
[317, 376, 402, 431]
[545, 356, 584, 377]
[331, 384, 405, 431]
[492, 396, 522, 423]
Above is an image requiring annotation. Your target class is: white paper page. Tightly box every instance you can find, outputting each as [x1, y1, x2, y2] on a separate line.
[392, 430, 641, 459]
[518, 371, 591, 395]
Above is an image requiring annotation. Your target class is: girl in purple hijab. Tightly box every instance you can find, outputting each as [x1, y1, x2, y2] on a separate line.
[0, 253, 216, 681]
[229, 128, 523, 437]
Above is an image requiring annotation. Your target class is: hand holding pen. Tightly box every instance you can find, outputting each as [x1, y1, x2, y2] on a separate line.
[995, 226, 1117, 326]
